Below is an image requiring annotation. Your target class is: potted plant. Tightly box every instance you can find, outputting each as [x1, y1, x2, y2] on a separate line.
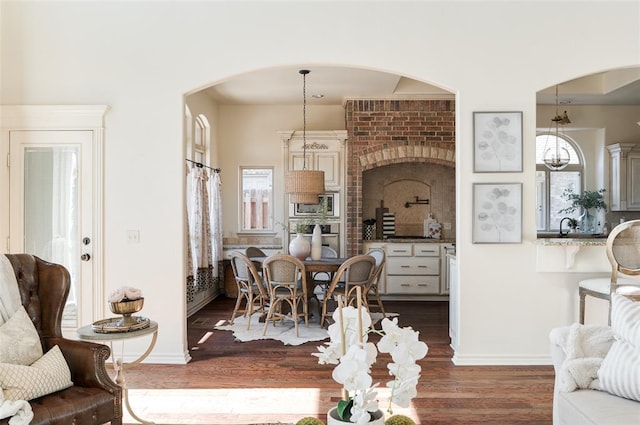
[558, 188, 607, 234]
[313, 294, 427, 424]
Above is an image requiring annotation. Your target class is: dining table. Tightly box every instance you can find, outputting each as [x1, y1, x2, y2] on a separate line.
[250, 255, 348, 318]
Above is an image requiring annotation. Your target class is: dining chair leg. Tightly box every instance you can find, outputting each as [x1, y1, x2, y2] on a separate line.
[246, 293, 254, 330]
[579, 288, 586, 324]
[263, 298, 279, 336]
[230, 292, 245, 325]
[374, 291, 386, 318]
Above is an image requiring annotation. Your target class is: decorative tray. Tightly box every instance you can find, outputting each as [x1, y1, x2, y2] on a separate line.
[92, 316, 150, 333]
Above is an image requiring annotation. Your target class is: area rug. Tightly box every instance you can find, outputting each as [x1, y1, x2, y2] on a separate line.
[215, 311, 395, 346]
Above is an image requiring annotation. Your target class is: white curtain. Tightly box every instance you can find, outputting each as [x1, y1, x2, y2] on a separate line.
[208, 172, 223, 277]
[186, 166, 210, 279]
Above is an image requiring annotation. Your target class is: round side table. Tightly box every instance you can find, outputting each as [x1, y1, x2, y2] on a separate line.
[77, 320, 158, 424]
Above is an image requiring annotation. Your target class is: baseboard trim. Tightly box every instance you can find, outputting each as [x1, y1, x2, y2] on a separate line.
[451, 353, 552, 366]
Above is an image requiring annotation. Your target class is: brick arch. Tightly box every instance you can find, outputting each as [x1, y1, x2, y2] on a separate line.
[358, 145, 455, 171]
[344, 100, 456, 256]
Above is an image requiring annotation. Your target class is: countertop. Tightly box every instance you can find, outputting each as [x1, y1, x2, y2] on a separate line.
[364, 238, 456, 244]
[223, 244, 283, 250]
[535, 238, 606, 246]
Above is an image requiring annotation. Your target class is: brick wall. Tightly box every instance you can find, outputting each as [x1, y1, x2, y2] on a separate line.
[345, 100, 456, 255]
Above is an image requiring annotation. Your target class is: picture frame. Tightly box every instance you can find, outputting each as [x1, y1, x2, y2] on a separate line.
[472, 183, 522, 244]
[473, 111, 523, 172]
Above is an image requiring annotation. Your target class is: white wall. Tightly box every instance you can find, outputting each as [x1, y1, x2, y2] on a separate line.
[2, 1, 639, 364]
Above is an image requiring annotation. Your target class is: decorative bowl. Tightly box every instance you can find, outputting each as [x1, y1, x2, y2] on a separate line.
[109, 298, 144, 327]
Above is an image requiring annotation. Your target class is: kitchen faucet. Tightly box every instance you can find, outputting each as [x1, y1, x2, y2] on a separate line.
[559, 217, 573, 237]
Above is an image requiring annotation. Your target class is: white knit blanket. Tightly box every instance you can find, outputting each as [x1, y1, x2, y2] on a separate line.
[0, 256, 33, 424]
[550, 323, 615, 392]
[0, 255, 21, 326]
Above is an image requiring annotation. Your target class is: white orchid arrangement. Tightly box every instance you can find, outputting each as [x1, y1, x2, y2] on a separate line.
[313, 297, 428, 424]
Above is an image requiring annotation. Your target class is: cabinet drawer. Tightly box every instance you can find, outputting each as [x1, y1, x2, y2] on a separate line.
[385, 244, 412, 256]
[414, 243, 440, 257]
[387, 257, 439, 275]
[387, 275, 440, 294]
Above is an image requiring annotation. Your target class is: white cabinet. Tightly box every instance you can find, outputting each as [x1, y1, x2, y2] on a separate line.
[290, 151, 341, 188]
[385, 243, 440, 295]
[607, 143, 640, 211]
[280, 130, 348, 191]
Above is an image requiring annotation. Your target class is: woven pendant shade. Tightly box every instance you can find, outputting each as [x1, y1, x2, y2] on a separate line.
[285, 169, 325, 204]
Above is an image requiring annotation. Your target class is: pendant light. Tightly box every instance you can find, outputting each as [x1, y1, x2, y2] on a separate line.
[543, 85, 572, 170]
[285, 69, 325, 204]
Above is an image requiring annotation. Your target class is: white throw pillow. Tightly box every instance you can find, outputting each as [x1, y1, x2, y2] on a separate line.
[598, 339, 640, 402]
[610, 293, 640, 346]
[0, 306, 43, 366]
[0, 345, 73, 401]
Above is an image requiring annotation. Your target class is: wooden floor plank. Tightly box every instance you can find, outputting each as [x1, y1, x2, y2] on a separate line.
[123, 297, 554, 424]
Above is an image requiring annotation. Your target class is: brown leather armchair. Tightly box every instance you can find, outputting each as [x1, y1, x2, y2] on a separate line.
[1, 254, 122, 425]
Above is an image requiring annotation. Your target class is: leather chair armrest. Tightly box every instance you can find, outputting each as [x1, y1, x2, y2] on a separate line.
[44, 336, 122, 396]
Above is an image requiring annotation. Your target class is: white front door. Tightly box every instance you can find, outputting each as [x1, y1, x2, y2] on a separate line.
[9, 130, 97, 330]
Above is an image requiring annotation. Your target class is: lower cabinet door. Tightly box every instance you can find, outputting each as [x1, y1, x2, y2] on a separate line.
[386, 275, 440, 294]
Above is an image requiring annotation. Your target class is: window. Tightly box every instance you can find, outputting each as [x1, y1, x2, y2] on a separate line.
[536, 134, 584, 231]
[240, 167, 273, 232]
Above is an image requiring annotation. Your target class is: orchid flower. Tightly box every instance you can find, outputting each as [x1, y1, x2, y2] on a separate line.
[314, 305, 428, 422]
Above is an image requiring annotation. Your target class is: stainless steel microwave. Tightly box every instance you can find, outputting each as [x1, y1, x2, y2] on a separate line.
[289, 192, 339, 218]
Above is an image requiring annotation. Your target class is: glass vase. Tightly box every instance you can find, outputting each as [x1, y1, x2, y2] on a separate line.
[578, 209, 596, 234]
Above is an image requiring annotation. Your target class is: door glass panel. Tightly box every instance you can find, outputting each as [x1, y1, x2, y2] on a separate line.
[24, 147, 79, 327]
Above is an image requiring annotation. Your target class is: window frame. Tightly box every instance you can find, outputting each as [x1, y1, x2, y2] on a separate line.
[238, 166, 275, 234]
[535, 133, 585, 232]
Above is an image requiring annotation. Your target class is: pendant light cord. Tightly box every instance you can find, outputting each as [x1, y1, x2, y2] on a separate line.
[300, 69, 310, 170]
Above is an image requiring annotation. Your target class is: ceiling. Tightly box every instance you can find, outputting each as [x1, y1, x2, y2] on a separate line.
[204, 65, 640, 107]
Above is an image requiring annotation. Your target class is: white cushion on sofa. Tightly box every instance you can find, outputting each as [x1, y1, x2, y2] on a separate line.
[610, 293, 640, 345]
[0, 306, 43, 366]
[556, 388, 640, 425]
[0, 345, 73, 401]
[598, 294, 640, 402]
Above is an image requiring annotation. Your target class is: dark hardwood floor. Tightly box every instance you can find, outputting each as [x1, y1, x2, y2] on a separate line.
[124, 297, 554, 425]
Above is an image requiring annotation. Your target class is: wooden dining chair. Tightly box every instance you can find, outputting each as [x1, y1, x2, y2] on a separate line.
[578, 219, 640, 324]
[311, 246, 339, 299]
[321, 254, 376, 327]
[229, 251, 269, 330]
[262, 254, 309, 337]
[365, 247, 387, 317]
[245, 246, 267, 258]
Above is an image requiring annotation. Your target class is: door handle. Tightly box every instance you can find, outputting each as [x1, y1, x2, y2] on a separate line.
[81, 253, 91, 261]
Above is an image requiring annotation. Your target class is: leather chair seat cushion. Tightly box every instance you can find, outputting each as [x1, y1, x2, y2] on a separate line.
[25, 386, 119, 425]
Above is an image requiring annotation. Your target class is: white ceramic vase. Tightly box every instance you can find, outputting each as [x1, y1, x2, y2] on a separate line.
[311, 224, 322, 260]
[289, 233, 310, 260]
[327, 407, 384, 425]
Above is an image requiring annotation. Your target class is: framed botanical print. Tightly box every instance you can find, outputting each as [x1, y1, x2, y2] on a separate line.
[472, 183, 522, 244]
[473, 111, 523, 172]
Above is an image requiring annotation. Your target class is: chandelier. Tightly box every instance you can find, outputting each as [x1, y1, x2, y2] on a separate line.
[543, 85, 572, 170]
[285, 69, 325, 204]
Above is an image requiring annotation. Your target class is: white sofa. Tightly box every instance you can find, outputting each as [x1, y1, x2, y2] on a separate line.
[550, 328, 640, 425]
[550, 294, 640, 425]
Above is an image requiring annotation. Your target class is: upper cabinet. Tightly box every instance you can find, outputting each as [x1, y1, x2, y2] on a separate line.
[280, 130, 348, 190]
[607, 143, 640, 211]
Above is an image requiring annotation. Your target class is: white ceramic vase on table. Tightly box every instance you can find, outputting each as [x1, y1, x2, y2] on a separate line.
[289, 233, 311, 260]
[311, 224, 323, 260]
[326, 407, 385, 425]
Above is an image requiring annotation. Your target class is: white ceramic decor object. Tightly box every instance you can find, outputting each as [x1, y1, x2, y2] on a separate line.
[289, 233, 311, 260]
[311, 224, 322, 260]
